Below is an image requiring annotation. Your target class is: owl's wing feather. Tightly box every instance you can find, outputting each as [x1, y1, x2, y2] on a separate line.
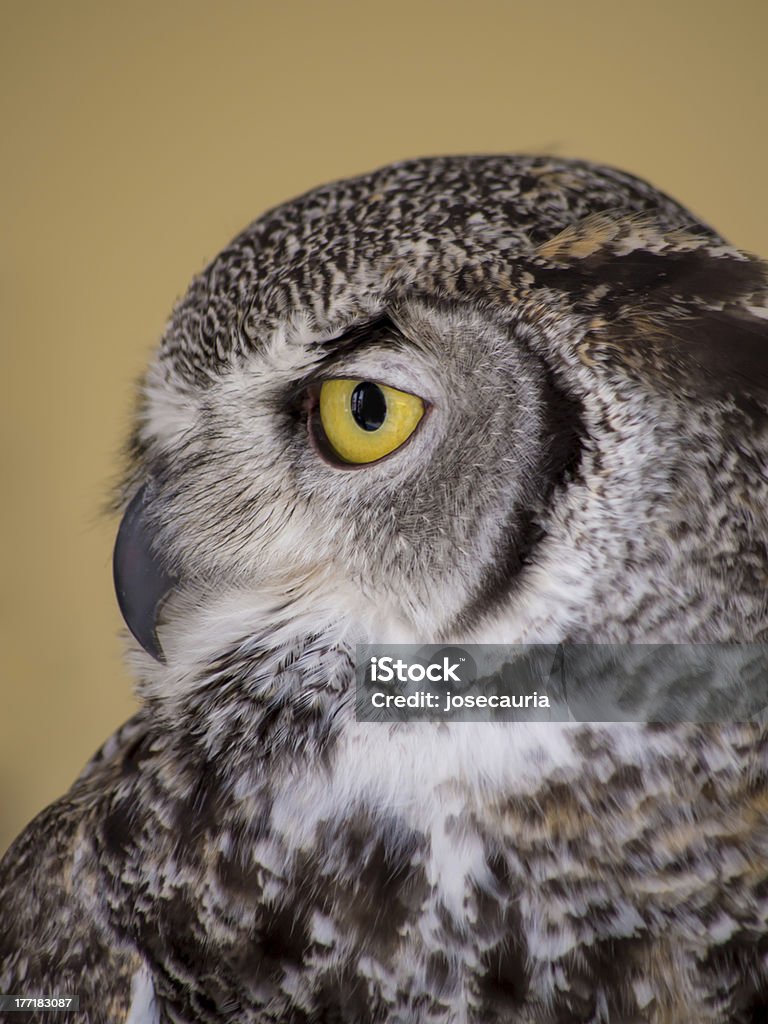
[0, 716, 155, 1022]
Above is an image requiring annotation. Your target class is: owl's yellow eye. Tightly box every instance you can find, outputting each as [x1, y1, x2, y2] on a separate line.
[318, 379, 425, 464]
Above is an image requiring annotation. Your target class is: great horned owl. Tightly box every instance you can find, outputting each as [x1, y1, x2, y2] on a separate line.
[2, 155, 768, 1023]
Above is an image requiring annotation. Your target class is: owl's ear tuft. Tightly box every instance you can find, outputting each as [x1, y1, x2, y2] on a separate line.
[538, 216, 768, 402]
[650, 304, 768, 402]
[536, 214, 767, 302]
[619, 247, 768, 402]
[113, 483, 178, 662]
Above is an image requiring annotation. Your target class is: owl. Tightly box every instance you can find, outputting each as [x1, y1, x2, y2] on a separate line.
[2, 155, 768, 1024]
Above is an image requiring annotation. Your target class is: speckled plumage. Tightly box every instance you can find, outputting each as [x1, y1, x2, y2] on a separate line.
[3, 155, 768, 1023]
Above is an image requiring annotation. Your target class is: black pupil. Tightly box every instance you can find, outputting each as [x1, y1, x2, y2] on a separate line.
[351, 382, 387, 431]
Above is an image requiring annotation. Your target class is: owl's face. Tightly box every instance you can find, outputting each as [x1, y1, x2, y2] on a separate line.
[137, 299, 581, 651]
[117, 156, 768, 687]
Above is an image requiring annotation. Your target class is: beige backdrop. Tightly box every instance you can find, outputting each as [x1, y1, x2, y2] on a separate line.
[2, 0, 767, 854]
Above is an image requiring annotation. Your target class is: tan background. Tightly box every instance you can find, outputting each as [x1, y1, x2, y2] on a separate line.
[1, 0, 767, 854]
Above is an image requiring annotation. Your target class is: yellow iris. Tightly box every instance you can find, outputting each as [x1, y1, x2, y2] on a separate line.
[318, 379, 425, 464]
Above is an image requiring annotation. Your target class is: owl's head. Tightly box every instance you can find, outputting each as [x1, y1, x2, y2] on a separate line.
[114, 156, 768, 707]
